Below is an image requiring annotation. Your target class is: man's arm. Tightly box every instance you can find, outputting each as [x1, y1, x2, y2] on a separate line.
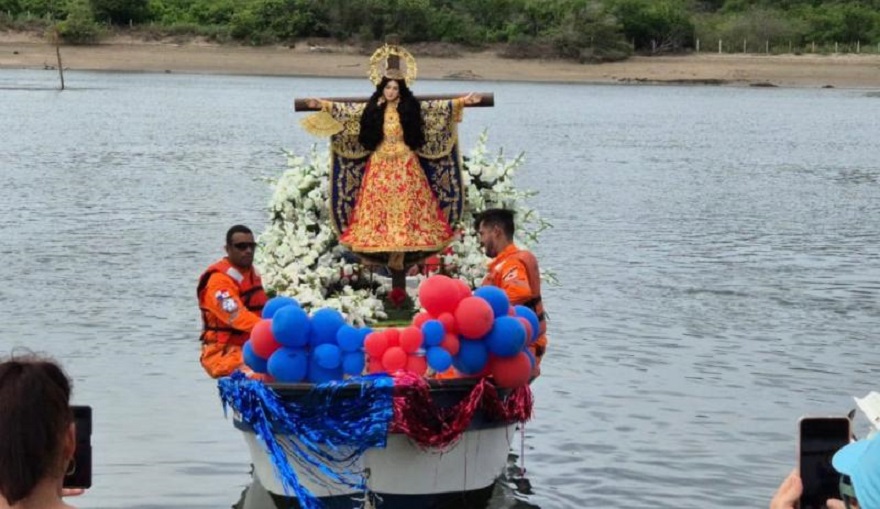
[497, 259, 533, 306]
[202, 273, 262, 333]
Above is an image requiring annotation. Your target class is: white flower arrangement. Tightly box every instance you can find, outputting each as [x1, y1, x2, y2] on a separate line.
[255, 133, 552, 325]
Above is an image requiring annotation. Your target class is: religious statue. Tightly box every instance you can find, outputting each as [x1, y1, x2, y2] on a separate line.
[297, 43, 490, 275]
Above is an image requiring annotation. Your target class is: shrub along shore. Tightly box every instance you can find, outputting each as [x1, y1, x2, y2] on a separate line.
[2, 32, 879, 89]
[2, 0, 880, 63]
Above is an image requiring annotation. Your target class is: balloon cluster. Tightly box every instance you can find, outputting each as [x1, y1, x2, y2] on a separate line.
[243, 275, 539, 388]
[243, 297, 371, 383]
[408, 275, 539, 388]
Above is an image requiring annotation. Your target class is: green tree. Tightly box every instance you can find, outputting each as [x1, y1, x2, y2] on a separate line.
[89, 0, 150, 24]
[57, 0, 100, 43]
[611, 0, 694, 52]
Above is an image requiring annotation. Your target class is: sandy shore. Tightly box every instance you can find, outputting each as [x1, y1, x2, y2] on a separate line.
[2, 32, 880, 88]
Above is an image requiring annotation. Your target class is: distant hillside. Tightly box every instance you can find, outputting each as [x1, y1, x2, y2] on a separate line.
[3, 0, 879, 61]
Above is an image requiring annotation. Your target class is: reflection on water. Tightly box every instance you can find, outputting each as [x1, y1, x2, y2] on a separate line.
[1, 69, 879, 509]
[231, 454, 538, 509]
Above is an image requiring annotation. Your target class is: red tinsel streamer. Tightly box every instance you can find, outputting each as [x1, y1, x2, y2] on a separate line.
[389, 372, 533, 449]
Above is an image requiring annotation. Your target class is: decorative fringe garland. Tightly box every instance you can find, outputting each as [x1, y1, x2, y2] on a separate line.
[218, 372, 533, 507]
[218, 372, 394, 509]
[389, 372, 533, 449]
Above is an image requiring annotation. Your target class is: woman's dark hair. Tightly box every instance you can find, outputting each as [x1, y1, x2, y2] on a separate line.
[359, 77, 425, 151]
[0, 354, 72, 506]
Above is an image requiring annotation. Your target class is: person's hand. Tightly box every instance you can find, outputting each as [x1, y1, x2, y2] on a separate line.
[377, 97, 385, 106]
[463, 93, 481, 105]
[825, 499, 846, 509]
[306, 98, 321, 109]
[770, 469, 802, 509]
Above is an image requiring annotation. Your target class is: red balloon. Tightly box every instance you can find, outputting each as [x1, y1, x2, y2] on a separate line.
[406, 355, 428, 376]
[516, 317, 533, 345]
[490, 352, 532, 388]
[453, 278, 472, 300]
[399, 326, 423, 353]
[440, 333, 460, 356]
[367, 356, 384, 374]
[454, 297, 494, 339]
[437, 312, 458, 335]
[412, 311, 432, 328]
[364, 332, 388, 359]
[250, 319, 281, 359]
[418, 275, 461, 316]
[382, 347, 408, 372]
[384, 328, 400, 348]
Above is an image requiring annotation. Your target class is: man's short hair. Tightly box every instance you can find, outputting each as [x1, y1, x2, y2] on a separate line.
[476, 209, 515, 239]
[226, 225, 253, 245]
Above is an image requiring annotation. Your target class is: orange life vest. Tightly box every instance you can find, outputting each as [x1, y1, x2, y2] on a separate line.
[196, 259, 268, 347]
[482, 245, 548, 359]
[509, 250, 547, 358]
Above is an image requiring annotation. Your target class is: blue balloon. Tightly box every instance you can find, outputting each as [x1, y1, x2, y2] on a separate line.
[262, 296, 300, 319]
[514, 305, 540, 343]
[336, 325, 364, 353]
[314, 343, 342, 369]
[421, 320, 445, 347]
[342, 352, 366, 376]
[474, 286, 510, 318]
[308, 356, 343, 383]
[267, 347, 308, 382]
[485, 316, 527, 357]
[243, 341, 268, 374]
[454, 340, 488, 375]
[309, 308, 346, 346]
[426, 346, 452, 372]
[272, 305, 310, 347]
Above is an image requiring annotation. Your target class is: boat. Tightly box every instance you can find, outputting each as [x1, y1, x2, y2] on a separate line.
[220, 373, 532, 509]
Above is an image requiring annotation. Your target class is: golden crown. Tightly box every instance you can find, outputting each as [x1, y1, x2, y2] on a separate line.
[368, 44, 418, 87]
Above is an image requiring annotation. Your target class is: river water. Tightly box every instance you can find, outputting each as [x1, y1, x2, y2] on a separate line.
[1, 69, 878, 509]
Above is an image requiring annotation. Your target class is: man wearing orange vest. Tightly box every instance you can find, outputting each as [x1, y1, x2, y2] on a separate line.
[197, 225, 268, 378]
[477, 209, 548, 366]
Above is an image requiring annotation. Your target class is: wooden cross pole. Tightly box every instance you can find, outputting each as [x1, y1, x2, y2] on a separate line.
[294, 93, 494, 111]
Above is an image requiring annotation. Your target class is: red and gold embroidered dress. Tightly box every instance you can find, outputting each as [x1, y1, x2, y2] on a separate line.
[340, 102, 453, 254]
[310, 98, 467, 269]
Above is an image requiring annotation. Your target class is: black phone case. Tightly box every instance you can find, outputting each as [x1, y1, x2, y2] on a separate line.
[64, 405, 92, 489]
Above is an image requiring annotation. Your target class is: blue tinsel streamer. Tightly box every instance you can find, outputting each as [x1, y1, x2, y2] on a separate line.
[218, 372, 394, 509]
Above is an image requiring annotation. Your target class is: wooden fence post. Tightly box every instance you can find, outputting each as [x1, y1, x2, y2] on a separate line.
[718, 39, 722, 54]
[52, 27, 64, 91]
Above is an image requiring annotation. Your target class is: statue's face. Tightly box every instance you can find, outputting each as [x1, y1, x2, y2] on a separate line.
[383, 80, 400, 103]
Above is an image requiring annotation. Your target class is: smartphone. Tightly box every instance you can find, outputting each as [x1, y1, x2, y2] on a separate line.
[798, 416, 851, 509]
[64, 405, 92, 489]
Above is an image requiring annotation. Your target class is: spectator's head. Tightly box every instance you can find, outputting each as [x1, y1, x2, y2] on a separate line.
[476, 209, 515, 258]
[225, 225, 256, 269]
[833, 434, 880, 509]
[0, 354, 75, 506]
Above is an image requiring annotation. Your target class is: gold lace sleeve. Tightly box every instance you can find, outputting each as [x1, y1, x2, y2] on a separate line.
[418, 99, 461, 159]
[319, 101, 370, 159]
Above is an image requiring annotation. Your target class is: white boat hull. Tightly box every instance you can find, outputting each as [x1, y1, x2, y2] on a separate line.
[235, 414, 516, 499]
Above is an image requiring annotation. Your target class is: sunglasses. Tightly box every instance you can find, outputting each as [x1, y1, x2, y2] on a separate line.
[232, 242, 257, 251]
